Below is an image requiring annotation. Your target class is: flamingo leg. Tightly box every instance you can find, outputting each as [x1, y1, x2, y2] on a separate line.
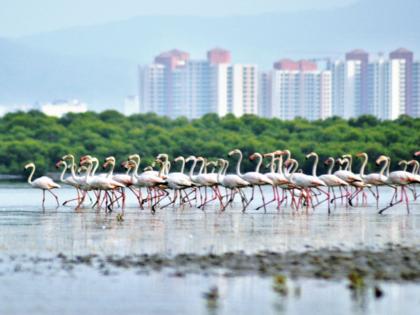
[47, 189, 60, 206]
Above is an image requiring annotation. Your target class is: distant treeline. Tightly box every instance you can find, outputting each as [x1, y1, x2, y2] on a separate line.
[1, 110, 418, 176]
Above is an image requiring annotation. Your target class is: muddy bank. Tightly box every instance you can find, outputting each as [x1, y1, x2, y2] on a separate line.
[1, 245, 419, 281]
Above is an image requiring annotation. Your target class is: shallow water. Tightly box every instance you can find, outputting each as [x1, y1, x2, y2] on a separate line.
[1, 270, 420, 315]
[0, 183, 419, 314]
[0, 184, 419, 256]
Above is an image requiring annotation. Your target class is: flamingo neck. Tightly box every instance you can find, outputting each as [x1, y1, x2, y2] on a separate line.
[179, 159, 185, 174]
[359, 154, 368, 178]
[107, 161, 115, 177]
[27, 165, 35, 184]
[165, 161, 171, 175]
[413, 161, 419, 175]
[254, 154, 263, 173]
[386, 158, 391, 177]
[285, 161, 297, 178]
[198, 160, 205, 175]
[59, 162, 68, 182]
[235, 151, 243, 176]
[347, 157, 353, 172]
[85, 161, 93, 181]
[379, 160, 387, 176]
[223, 161, 229, 176]
[189, 159, 197, 178]
[217, 162, 224, 182]
[268, 155, 275, 173]
[130, 161, 138, 182]
[277, 156, 284, 175]
[68, 156, 77, 179]
[327, 159, 335, 175]
[91, 159, 99, 176]
[311, 154, 319, 177]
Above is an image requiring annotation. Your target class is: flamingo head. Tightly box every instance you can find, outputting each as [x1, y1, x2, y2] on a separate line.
[79, 155, 92, 165]
[356, 152, 367, 158]
[174, 156, 185, 163]
[375, 155, 388, 165]
[55, 160, 65, 169]
[324, 157, 334, 165]
[217, 159, 225, 167]
[414, 151, 420, 157]
[263, 152, 275, 158]
[24, 162, 35, 170]
[62, 154, 74, 161]
[342, 154, 352, 160]
[284, 159, 292, 167]
[77, 165, 88, 174]
[228, 149, 241, 156]
[398, 160, 408, 167]
[156, 153, 168, 161]
[121, 161, 129, 169]
[128, 154, 140, 162]
[103, 156, 115, 169]
[185, 156, 196, 163]
[207, 161, 217, 167]
[249, 153, 256, 160]
[306, 152, 317, 159]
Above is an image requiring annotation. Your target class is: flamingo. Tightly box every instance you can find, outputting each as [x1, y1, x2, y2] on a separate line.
[356, 152, 389, 208]
[378, 155, 419, 214]
[305, 152, 347, 211]
[194, 157, 220, 209]
[283, 156, 326, 210]
[216, 159, 249, 211]
[155, 154, 194, 209]
[228, 149, 273, 212]
[80, 156, 125, 211]
[319, 157, 350, 206]
[25, 163, 60, 207]
[256, 152, 289, 210]
[55, 159, 84, 206]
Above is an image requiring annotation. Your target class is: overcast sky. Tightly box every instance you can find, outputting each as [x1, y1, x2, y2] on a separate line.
[1, 0, 357, 37]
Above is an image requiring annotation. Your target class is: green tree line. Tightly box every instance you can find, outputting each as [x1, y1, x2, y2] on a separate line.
[0, 110, 418, 177]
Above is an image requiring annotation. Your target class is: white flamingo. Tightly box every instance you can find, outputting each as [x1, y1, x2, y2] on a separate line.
[228, 149, 273, 212]
[378, 155, 419, 214]
[25, 163, 60, 206]
[216, 158, 249, 211]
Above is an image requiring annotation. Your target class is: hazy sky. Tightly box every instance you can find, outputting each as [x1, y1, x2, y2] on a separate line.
[1, 0, 357, 37]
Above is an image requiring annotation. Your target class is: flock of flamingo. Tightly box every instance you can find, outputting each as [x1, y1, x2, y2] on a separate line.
[24, 150, 420, 214]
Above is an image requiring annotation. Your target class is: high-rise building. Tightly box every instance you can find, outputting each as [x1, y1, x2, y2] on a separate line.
[368, 56, 408, 120]
[390, 48, 413, 116]
[368, 57, 388, 119]
[413, 61, 420, 117]
[345, 50, 369, 115]
[269, 61, 332, 120]
[139, 49, 258, 119]
[207, 48, 231, 65]
[331, 59, 362, 119]
[258, 71, 271, 117]
[139, 64, 166, 115]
